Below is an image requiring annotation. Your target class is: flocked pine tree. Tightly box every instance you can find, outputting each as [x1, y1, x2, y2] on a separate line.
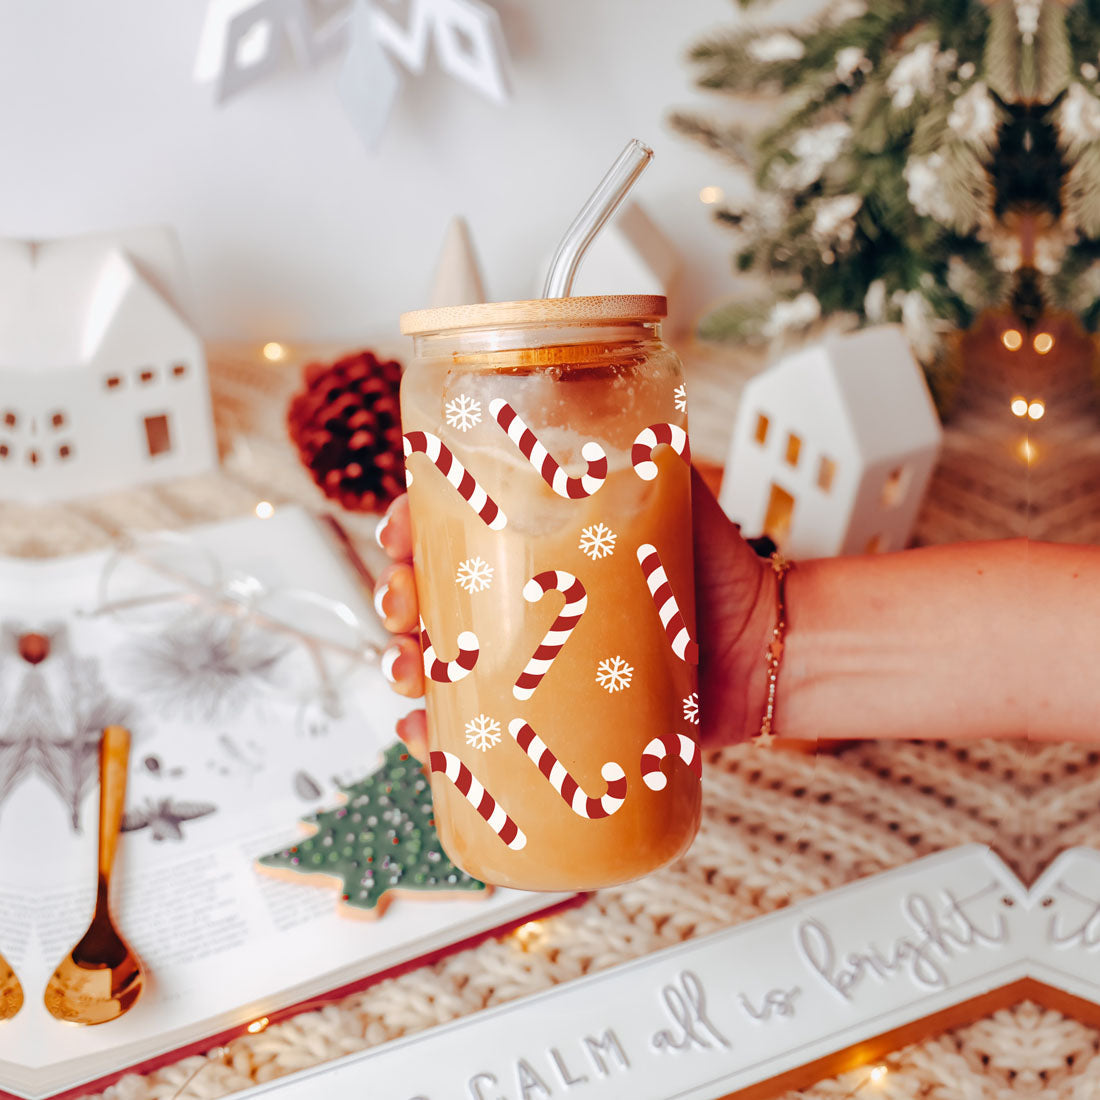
[672, 0, 1100, 405]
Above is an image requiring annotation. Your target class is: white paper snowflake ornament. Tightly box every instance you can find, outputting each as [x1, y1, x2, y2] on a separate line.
[194, 0, 344, 104]
[337, 0, 402, 151]
[370, 0, 510, 103]
[340, 0, 511, 149]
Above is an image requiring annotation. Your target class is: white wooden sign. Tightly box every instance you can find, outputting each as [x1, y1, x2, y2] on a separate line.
[224, 844, 1100, 1100]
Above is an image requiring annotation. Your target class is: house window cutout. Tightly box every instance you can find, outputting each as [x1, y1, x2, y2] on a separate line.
[50, 411, 66, 430]
[27, 449, 39, 466]
[2, 411, 16, 429]
[865, 534, 883, 554]
[764, 483, 795, 545]
[144, 414, 172, 457]
[0, 444, 8, 459]
[139, 368, 157, 384]
[817, 455, 836, 493]
[754, 413, 769, 445]
[785, 433, 802, 467]
[58, 443, 73, 460]
[881, 465, 910, 507]
[172, 363, 188, 379]
[105, 375, 123, 390]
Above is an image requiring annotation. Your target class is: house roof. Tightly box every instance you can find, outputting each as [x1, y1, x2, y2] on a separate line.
[0, 227, 196, 371]
[749, 326, 942, 463]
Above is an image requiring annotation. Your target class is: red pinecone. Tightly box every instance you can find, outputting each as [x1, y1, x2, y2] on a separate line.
[287, 351, 404, 512]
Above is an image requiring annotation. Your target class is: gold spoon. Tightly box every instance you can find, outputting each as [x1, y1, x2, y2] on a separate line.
[44, 726, 144, 1025]
[0, 955, 23, 1021]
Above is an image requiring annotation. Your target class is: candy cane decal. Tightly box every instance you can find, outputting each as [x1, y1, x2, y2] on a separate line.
[632, 423, 690, 481]
[489, 399, 608, 499]
[429, 751, 526, 850]
[640, 734, 701, 791]
[419, 616, 480, 683]
[636, 544, 699, 665]
[403, 431, 507, 530]
[508, 719, 627, 819]
[514, 571, 587, 700]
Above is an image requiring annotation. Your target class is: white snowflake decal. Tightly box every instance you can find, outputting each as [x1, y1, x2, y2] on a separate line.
[683, 692, 699, 725]
[464, 714, 502, 752]
[596, 656, 633, 694]
[578, 522, 617, 560]
[455, 556, 494, 593]
[445, 394, 482, 432]
[674, 384, 687, 413]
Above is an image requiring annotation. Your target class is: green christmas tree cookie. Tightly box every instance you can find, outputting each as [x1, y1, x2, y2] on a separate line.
[258, 743, 487, 917]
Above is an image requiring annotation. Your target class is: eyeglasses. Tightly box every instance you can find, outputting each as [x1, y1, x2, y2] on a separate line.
[85, 530, 383, 718]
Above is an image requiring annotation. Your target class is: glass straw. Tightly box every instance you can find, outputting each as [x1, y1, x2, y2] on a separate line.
[542, 139, 654, 299]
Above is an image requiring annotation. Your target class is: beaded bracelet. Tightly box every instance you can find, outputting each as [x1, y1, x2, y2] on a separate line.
[756, 552, 792, 747]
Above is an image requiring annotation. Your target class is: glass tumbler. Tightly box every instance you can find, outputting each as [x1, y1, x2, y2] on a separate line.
[399, 295, 699, 890]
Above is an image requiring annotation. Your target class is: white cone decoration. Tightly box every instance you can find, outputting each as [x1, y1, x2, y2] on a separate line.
[429, 217, 488, 307]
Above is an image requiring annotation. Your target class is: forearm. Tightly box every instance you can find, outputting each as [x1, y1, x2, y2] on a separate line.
[1024, 541, 1100, 741]
[779, 540, 1032, 741]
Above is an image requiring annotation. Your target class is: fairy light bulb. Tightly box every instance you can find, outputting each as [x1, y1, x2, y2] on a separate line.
[869, 1065, 888, 1085]
[1010, 397, 1028, 417]
[1033, 332, 1054, 354]
[246, 1016, 270, 1034]
[1027, 400, 1045, 420]
[1001, 328, 1023, 351]
[1020, 438, 1036, 464]
[699, 186, 724, 204]
[263, 342, 286, 362]
[255, 501, 275, 519]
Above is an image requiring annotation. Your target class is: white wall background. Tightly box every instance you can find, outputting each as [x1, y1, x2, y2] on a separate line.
[0, 0, 781, 343]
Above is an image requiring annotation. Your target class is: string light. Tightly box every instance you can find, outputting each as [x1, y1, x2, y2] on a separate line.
[1001, 328, 1023, 351]
[246, 1016, 270, 1034]
[1033, 332, 1054, 354]
[262, 342, 287, 362]
[512, 920, 548, 951]
[166, 1046, 230, 1100]
[699, 185, 724, 204]
[1027, 400, 1045, 420]
[1010, 397, 1028, 417]
[255, 501, 276, 519]
[839, 1062, 890, 1098]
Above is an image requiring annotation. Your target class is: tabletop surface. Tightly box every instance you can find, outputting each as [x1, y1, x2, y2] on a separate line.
[3, 336, 1097, 1100]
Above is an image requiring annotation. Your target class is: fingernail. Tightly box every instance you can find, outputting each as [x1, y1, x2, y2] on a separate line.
[373, 582, 390, 622]
[374, 512, 391, 550]
[381, 645, 401, 684]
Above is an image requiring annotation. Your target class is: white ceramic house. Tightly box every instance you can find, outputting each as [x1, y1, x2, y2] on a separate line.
[720, 326, 942, 559]
[0, 227, 216, 503]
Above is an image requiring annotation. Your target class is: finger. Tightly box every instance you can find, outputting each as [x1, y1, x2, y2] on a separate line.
[395, 709, 429, 765]
[690, 467, 772, 748]
[375, 495, 413, 562]
[380, 635, 425, 698]
[373, 562, 419, 635]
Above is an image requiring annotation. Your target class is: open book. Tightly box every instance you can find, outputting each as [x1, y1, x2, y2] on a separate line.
[0, 507, 573, 1100]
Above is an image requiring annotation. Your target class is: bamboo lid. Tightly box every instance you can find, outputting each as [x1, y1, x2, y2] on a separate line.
[400, 295, 666, 336]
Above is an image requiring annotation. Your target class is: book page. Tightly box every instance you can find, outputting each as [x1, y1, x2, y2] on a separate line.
[0, 509, 570, 1097]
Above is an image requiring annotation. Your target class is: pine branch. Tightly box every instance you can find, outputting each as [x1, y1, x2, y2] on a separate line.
[1064, 145, 1100, 237]
[983, 0, 1021, 102]
[1036, 2, 1072, 103]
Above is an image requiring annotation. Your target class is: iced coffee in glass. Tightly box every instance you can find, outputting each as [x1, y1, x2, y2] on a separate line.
[399, 296, 699, 890]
